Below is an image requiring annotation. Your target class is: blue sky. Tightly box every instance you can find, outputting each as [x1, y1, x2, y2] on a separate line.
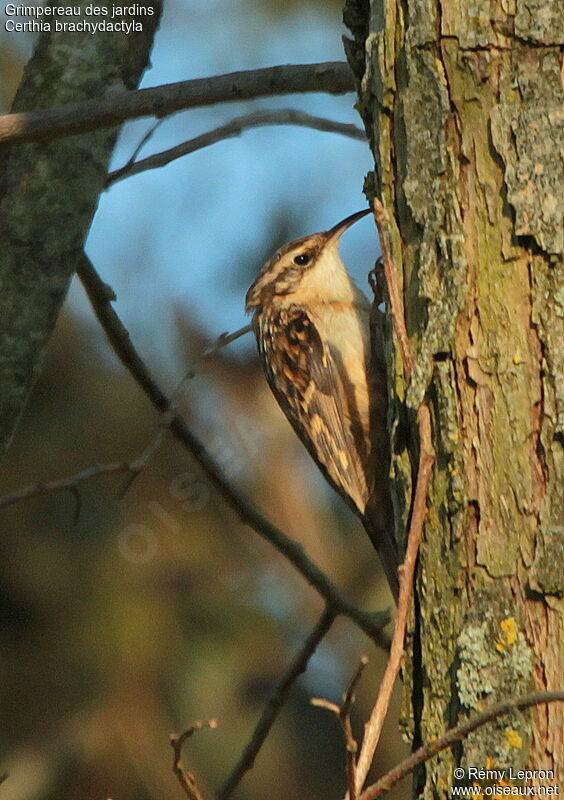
[2, 0, 378, 372]
[0, 0, 385, 698]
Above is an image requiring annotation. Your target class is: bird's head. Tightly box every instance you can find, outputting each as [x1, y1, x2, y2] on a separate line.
[245, 208, 371, 312]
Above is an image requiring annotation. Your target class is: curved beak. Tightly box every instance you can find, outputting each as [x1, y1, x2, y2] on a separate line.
[325, 208, 371, 243]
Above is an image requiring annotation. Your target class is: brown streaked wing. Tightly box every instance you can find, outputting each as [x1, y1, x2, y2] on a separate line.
[254, 307, 370, 515]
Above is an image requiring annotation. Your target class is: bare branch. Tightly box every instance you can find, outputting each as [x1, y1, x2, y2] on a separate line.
[341, 656, 369, 800]
[217, 608, 336, 799]
[0, 461, 137, 516]
[116, 416, 170, 498]
[353, 202, 436, 793]
[201, 325, 252, 359]
[311, 697, 342, 713]
[354, 406, 434, 792]
[0, 321, 250, 511]
[342, 656, 369, 715]
[76, 256, 390, 646]
[0, 62, 355, 146]
[312, 655, 369, 800]
[106, 110, 366, 186]
[373, 200, 414, 379]
[120, 325, 251, 496]
[170, 719, 218, 800]
[359, 690, 564, 800]
[111, 117, 167, 183]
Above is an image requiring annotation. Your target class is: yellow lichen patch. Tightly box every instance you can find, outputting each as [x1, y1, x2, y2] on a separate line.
[495, 617, 519, 652]
[501, 617, 518, 643]
[505, 728, 523, 749]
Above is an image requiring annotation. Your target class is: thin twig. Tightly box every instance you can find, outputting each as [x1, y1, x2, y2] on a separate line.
[119, 325, 251, 497]
[174, 324, 252, 387]
[358, 690, 564, 800]
[129, 119, 166, 163]
[116, 413, 171, 498]
[341, 656, 369, 800]
[352, 200, 436, 793]
[114, 117, 167, 181]
[76, 256, 390, 646]
[201, 325, 252, 358]
[0, 460, 138, 516]
[217, 608, 336, 799]
[342, 656, 370, 716]
[354, 407, 433, 792]
[0, 324, 250, 511]
[170, 719, 218, 800]
[373, 200, 413, 379]
[0, 62, 354, 145]
[312, 655, 369, 800]
[106, 110, 365, 186]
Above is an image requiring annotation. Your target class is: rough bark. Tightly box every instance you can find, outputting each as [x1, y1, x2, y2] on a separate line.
[344, 0, 562, 795]
[0, 0, 162, 457]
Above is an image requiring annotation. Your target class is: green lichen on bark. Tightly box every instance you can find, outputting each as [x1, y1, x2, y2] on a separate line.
[457, 606, 534, 774]
[490, 47, 563, 256]
[529, 528, 564, 597]
[0, 1, 162, 457]
[345, 0, 563, 794]
[515, 0, 564, 43]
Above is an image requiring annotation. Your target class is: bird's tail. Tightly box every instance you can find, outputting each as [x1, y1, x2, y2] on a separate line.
[365, 306, 400, 602]
[363, 494, 400, 604]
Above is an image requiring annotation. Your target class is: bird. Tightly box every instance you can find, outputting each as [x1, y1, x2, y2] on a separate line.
[246, 209, 399, 601]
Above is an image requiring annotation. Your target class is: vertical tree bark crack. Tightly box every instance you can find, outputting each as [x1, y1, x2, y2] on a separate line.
[345, 0, 562, 793]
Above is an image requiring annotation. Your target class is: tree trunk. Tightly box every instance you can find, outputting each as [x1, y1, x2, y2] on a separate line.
[344, 0, 562, 794]
[0, 1, 162, 457]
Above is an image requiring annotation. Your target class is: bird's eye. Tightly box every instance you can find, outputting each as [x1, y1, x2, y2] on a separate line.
[294, 253, 311, 266]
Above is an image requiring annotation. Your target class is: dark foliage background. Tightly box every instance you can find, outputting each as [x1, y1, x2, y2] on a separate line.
[0, 1, 409, 798]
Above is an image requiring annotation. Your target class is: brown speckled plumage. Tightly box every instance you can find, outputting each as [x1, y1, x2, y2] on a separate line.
[246, 211, 399, 600]
[254, 305, 371, 515]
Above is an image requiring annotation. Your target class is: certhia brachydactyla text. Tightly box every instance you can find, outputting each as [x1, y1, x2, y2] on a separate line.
[246, 209, 399, 600]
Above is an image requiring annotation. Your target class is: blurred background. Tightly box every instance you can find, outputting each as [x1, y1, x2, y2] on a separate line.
[0, 1, 408, 798]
